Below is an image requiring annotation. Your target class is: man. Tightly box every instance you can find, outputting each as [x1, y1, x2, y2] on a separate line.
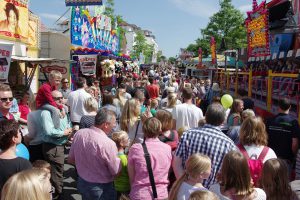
[41, 90, 73, 199]
[0, 83, 14, 120]
[59, 78, 71, 100]
[68, 109, 121, 200]
[173, 103, 236, 188]
[172, 87, 203, 130]
[67, 77, 91, 130]
[266, 98, 300, 173]
[146, 76, 159, 100]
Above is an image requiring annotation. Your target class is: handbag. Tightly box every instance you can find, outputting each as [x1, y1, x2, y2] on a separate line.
[142, 140, 158, 199]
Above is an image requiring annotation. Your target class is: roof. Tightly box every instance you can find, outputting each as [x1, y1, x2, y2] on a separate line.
[11, 56, 74, 63]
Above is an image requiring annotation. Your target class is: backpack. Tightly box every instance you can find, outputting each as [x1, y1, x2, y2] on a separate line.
[237, 144, 269, 187]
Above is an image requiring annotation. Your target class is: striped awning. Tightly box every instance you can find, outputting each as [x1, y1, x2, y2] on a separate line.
[65, 0, 103, 6]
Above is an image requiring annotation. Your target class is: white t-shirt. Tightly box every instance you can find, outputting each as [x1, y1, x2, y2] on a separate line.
[177, 182, 208, 200]
[160, 98, 182, 108]
[67, 88, 91, 123]
[172, 103, 204, 130]
[209, 183, 266, 200]
[243, 145, 277, 163]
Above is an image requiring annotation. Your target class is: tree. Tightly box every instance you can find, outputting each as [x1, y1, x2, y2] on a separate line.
[156, 50, 163, 63]
[186, 0, 247, 56]
[201, 0, 247, 50]
[144, 44, 154, 64]
[168, 57, 176, 64]
[131, 31, 147, 59]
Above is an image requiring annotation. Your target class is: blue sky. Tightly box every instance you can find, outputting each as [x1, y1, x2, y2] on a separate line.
[29, 0, 266, 58]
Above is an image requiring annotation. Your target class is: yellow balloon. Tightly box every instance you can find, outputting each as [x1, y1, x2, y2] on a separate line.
[221, 94, 233, 109]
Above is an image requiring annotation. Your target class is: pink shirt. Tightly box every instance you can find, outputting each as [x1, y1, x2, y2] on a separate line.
[68, 126, 121, 183]
[128, 138, 172, 200]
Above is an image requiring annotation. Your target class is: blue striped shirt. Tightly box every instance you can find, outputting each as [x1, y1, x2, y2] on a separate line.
[175, 124, 236, 188]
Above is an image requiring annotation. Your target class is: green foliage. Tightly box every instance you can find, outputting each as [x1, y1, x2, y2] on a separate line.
[156, 51, 165, 63]
[132, 31, 147, 59]
[187, 0, 247, 57]
[144, 44, 154, 63]
[168, 57, 176, 64]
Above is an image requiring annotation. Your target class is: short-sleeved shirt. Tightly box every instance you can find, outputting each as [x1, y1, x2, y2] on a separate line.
[114, 153, 130, 192]
[0, 157, 32, 190]
[18, 102, 30, 120]
[177, 182, 208, 200]
[266, 113, 300, 162]
[175, 124, 237, 188]
[128, 138, 172, 200]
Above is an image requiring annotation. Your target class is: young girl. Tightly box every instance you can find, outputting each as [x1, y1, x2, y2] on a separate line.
[169, 153, 211, 200]
[209, 151, 266, 200]
[227, 99, 244, 127]
[260, 158, 297, 200]
[111, 131, 130, 199]
[189, 190, 220, 200]
[150, 99, 158, 116]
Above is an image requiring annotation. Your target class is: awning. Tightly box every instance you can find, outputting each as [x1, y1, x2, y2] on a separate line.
[11, 56, 74, 63]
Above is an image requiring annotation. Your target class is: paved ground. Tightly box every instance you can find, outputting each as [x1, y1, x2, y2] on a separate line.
[61, 147, 82, 200]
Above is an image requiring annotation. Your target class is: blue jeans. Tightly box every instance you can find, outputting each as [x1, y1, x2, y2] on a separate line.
[77, 176, 117, 200]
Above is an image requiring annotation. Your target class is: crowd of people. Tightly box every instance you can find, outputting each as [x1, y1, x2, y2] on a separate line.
[0, 65, 300, 200]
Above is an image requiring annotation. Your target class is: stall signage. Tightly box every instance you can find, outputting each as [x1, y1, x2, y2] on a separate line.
[211, 37, 217, 65]
[0, 43, 13, 83]
[246, 1, 270, 58]
[78, 54, 97, 75]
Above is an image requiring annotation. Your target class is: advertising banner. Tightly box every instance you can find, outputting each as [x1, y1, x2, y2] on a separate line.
[270, 33, 293, 56]
[78, 54, 97, 75]
[28, 13, 40, 48]
[0, 43, 13, 83]
[66, 0, 103, 6]
[211, 37, 217, 65]
[0, 0, 29, 43]
[71, 6, 119, 53]
[246, 1, 270, 57]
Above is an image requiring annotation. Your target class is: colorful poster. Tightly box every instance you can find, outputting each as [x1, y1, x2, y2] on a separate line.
[0, 43, 13, 83]
[66, 0, 103, 6]
[270, 33, 293, 56]
[71, 6, 119, 53]
[0, 0, 29, 43]
[78, 54, 97, 75]
[246, 1, 270, 57]
[28, 13, 40, 48]
[211, 37, 217, 65]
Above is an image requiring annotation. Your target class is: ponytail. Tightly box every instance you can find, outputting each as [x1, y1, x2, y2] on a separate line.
[168, 172, 187, 200]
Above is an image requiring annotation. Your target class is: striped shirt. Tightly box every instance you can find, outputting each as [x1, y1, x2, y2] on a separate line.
[175, 124, 236, 188]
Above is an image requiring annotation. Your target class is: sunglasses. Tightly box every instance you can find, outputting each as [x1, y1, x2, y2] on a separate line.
[0, 97, 13, 102]
[53, 97, 63, 100]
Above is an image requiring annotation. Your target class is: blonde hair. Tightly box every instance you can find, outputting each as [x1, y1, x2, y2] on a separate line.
[239, 116, 268, 146]
[189, 190, 219, 200]
[32, 160, 51, 172]
[120, 98, 140, 131]
[167, 93, 177, 108]
[177, 126, 189, 139]
[49, 70, 62, 80]
[241, 109, 255, 120]
[260, 159, 296, 200]
[219, 151, 254, 197]
[169, 153, 211, 200]
[111, 130, 128, 148]
[156, 109, 173, 132]
[1, 169, 51, 200]
[84, 97, 98, 112]
[150, 99, 158, 109]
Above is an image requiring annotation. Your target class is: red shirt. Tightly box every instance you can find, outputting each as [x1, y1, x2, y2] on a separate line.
[146, 84, 159, 99]
[36, 82, 62, 109]
[18, 102, 30, 120]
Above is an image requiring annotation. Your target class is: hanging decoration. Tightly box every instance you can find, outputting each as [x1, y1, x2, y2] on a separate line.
[211, 37, 217, 65]
[246, 0, 270, 58]
[65, 0, 102, 6]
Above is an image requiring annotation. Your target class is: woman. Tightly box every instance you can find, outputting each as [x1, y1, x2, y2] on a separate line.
[260, 158, 297, 200]
[128, 117, 172, 200]
[227, 99, 244, 127]
[156, 109, 179, 151]
[113, 83, 128, 113]
[120, 98, 143, 144]
[209, 151, 266, 200]
[238, 116, 277, 186]
[0, 120, 32, 191]
[102, 93, 121, 130]
[1, 169, 52, 200]
[169, 153, 211, 200]
[79, 97, 98, 129]
[164, 92, 178, 113]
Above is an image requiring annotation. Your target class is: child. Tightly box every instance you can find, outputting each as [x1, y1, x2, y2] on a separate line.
[150, 99, 158, 116]
[177, 126, 189, 141]
[32, 160, 51, 174]
[111, 131, 130, 199]
[189, 190, 219, 200]
[169, 153, 211, 200]
[35, 70, 64, 129]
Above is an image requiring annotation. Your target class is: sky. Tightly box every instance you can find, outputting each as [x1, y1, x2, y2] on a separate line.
[28, 0, 267, 58]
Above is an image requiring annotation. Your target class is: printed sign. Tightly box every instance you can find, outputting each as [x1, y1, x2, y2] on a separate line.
[0, 43, 13, 82]
[211, 37, 217, 65]
[78, 54, 97, 75]
[66, 0, 103, 6]
[0, 0, 29, 43]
